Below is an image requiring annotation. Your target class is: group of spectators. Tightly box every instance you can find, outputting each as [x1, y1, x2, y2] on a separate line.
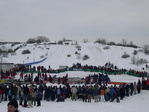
[1, 63, 149, 80]
[0, 63, 149, 109]
[0, 75, 149, 108]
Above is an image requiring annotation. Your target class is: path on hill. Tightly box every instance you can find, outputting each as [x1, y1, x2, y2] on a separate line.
[36, 45, 77, 69]
[86, 45, 106, 66]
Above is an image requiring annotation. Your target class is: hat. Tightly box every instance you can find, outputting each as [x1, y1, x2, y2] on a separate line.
[8, 99, 18, 108]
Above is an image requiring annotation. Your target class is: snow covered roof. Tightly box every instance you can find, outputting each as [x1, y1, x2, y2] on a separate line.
[0, 59, 9, 63]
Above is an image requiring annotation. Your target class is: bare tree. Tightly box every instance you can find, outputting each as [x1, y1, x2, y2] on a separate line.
[129, 41, 133, 46]
[131, 56, 136, 64]
[142, 44, 149, 55]
[100, 38, 107, 45]
[26, 38, 36, 43]
[122, 39, 127, 46]
[37, 36, 49, 43]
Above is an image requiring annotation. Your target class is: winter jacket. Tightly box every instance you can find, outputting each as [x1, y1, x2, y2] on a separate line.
[93, 87, 99, 95]
[8, 89, 12, 96]
[87, 88, 93, 94]
[100, 89, 105, 95]
[36, 92, 42, 100]
[27, 93, 32, 101]
[109, 88, 115, 95]
[57, 88, 61, 95]
[0, 87, 2, 95]
[23, 86, 29, 95]
[146, 79, 149, 86]
[30, 91, 36, 98]
[12, 86, 18, 95]
[71, 87, 77, 94]
[77, 88, 83, 95]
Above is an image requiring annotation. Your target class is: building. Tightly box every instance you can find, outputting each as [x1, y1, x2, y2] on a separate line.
[0, 59, 14, 71]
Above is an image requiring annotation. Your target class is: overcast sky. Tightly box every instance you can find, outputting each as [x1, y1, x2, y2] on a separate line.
[0, 0, 149, 46]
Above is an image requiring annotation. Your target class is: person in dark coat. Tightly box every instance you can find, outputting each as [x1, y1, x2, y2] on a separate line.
[142, 77, 146, 90]
[0, 84, 3, 103]
[12, 84, 18, 100]
[130, 82, 134, 96]
[115, 87, 120, 103]
[36, 91, 42, 107]
[4, 85, 9, 101]
[125, 84, 130, 97]
[82, 86, 87, 102]
[119, 84, 125, 100]
[87, 86, 93, 102]
[23, 84, 29, 107]
[7, 99, 20, 112]
[137, 79, 142, 94]
[77, 86, 83, 100]
[93, 85, 99, 102]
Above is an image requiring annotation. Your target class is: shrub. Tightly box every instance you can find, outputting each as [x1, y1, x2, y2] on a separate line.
[138, 58, 148, 65]
[103, 46, 110, 50]
[107, 41, 116, 46]
[82, 55, 89, 60]
[58, 40, 63, 45]
[8, 49, 14, 53]
[40, 55, 45, 58]
[22, 49, 31, 54]
[121, 52, 130, 58]
[143, 44, 149, 55]
[26, 38, 36, 44]
[133, 50, 138, 55]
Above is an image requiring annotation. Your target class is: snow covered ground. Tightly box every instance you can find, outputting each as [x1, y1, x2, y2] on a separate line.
[2, 42, 149, 70]
[0, 70, 148, 112]
[1, 42, 149, 112]
[0, 89, 149, 112]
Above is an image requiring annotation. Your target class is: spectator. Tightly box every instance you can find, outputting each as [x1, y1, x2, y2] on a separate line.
[7, 99, 20, 112]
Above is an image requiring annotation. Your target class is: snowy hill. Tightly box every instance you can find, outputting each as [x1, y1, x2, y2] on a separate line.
[1, 42, 149, 112]
[1, 42, 149, 71]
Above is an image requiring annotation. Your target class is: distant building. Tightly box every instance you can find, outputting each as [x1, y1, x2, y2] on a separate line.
[0, 59, 14, 71]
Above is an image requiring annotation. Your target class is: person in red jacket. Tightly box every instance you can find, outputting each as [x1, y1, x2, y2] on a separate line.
[146, 77, 149, 90]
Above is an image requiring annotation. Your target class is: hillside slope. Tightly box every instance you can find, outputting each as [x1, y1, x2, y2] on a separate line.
[2, 42, 149, 70]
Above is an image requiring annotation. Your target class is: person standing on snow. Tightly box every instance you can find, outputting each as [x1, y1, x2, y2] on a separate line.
[71, 86, 78, 101]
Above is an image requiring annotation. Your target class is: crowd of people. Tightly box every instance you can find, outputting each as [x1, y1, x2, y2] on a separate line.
[0, 63, 149, 112]
[0, 75, 149, 108]
[1, 63, 149, 80]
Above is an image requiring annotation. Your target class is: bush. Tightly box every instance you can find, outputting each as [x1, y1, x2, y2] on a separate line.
[22, 49, 31, 54]
[121, 52, 130, 58]
[40, 55, 45, 58]
[26, 36, 50, 44]
[143, 44, 149, 55]
[107, 41, 116, 46]
[103, 46, 110, 50]
[26, 38, 36, 44]
[58, 40, 63, 45]
[145, 50, 149, 55]
[8, 49, 14, 53]
[133, 50, 138, 55]
[82, 55, 89, 60]
[36, 36, 49, 43]
[138, 58, 148, 65]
